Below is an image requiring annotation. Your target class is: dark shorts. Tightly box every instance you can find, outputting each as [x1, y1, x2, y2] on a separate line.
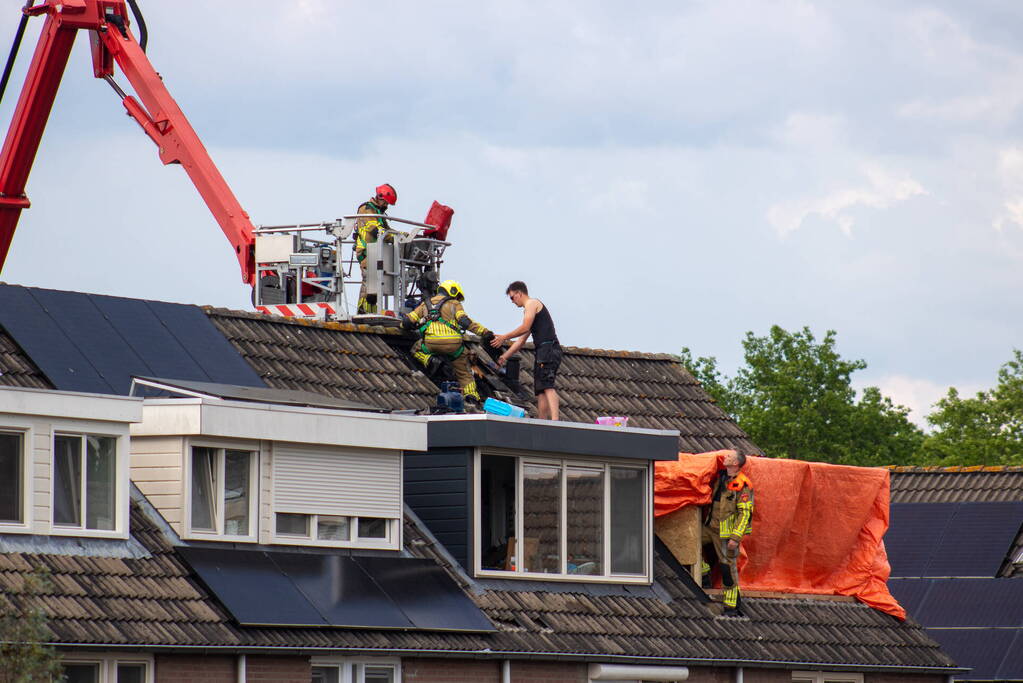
[533, 342, 562, 394]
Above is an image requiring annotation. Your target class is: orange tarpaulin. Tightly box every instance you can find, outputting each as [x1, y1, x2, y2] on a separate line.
[654, 451, 904, 619]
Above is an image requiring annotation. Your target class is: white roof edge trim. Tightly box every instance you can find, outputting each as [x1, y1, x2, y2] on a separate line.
[426, 412, 679, 437]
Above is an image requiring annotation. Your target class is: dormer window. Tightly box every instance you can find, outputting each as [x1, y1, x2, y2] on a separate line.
[477, 452, 650, 582]
[52, 433, 118, 532]
[187, 446, 257, 540]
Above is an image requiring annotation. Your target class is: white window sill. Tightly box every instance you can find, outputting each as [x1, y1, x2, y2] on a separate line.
[49, 527, 128, 540]
[271, 535, 400, 552]
[475, 569, 651, 584]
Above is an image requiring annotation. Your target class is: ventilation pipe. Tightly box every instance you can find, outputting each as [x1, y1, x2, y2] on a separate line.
[237, 654, 246, 683]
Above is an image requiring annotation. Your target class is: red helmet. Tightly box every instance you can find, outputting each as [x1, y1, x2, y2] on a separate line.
[375, 183, 397, 205]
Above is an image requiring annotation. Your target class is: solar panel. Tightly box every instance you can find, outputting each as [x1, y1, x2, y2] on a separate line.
[915, 579, 1023, 628]
[995, 629, 1023, 680]
[145, 300, 263, 387]
[887, 578, 933, 617]
[267, 551, 413, 629]
[0, 285, 263, 395]
[926, 628, 1017, 679]
[91, 295, 209, 382]
[887, 503, 957, 577]
[0, 285, 111, 393]
[926, 502, 1023, 577]
[30, 288, 149, 394]
[355, 556, 495, 631]
[177, 546, 325, 626]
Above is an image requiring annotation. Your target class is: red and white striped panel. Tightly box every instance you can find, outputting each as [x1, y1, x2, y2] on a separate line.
[256, 303, 335, 318]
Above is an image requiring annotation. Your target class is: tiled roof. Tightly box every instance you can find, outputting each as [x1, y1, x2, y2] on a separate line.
[0, 489, 955, 671]
[0, 328, 51, 389]
[205, 308, 759, 454]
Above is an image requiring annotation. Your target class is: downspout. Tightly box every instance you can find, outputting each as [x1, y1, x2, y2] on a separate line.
[735, 666, 743, 683]
[502, 659, 511, 683]
[237, 653, 246, 683]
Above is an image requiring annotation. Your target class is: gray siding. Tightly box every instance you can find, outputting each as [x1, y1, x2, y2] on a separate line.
[404, 448, 472, 568]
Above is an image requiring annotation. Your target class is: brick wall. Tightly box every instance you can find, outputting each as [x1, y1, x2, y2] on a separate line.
[865, 675, 946, 683]
[402, 658, 586, 682]
[246, 655, 311, 682]
[154, 654, 310, 683]
[687, 667, 734, 683]
[154, 654, 235, 683]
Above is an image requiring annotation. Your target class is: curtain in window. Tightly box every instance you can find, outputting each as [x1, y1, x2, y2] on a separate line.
[191, 447, 217, 531]
[53, 435, 82, 527]
[0, 432, 22, 523]
[85, 436, 116, 530]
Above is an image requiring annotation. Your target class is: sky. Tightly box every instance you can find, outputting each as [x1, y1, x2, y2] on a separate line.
[0, 1, 1021, 426]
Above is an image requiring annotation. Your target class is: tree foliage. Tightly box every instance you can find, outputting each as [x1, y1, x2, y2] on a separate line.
[918, 349, 1023, 466]
[0, 567, 62, 683]
[681, 325, 924, 466]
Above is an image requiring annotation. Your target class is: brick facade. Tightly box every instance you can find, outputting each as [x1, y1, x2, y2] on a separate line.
[402, 658, 586, 682]
[153, 654, 309, 683]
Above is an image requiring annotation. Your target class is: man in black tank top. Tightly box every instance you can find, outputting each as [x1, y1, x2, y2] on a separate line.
[491, 280, 563, 420]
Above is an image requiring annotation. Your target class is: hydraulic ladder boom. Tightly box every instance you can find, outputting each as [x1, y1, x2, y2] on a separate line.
[0, 0, 256, 284]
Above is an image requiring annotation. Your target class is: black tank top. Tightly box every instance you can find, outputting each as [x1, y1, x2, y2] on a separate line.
[530, 302, 559, 345]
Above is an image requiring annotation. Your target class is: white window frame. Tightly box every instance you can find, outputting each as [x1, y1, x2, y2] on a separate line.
[60, 653, 153, 682]
[474, 449, 653, 584]
[793, 672, 864, 683]
[0, 425, 32, 532]
[272, 511, 399, 551]
[50, 427, 129, 539]
[183, 441, 259, 542]
[310, 656, 401, 683]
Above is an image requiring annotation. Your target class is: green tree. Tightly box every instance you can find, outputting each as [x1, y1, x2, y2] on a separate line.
[918, 349, 1023, 466]
[681, 326, 924, 466]
[0, 567, 63, 683]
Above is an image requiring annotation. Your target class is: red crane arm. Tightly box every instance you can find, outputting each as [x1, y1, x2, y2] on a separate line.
[0, 0, 256, 284]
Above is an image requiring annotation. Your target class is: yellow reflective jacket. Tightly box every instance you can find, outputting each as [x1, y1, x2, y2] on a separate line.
[407, 295, 488, 341]
[705, 471, 754, 542]
[354, 200, 391, 262]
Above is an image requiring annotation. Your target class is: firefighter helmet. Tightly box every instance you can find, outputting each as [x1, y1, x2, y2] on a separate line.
[375, 183, 397, 205]
[438, 280, 465, 301]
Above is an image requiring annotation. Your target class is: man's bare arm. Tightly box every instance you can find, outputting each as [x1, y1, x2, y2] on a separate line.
[498, 335, 529, 366]
[491, 300, 540, 347]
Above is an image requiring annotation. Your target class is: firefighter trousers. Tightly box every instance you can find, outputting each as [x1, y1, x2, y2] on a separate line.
[357, 260, 377, 314]
[701, 525, 741, 609]
[413, 337, 480, 401]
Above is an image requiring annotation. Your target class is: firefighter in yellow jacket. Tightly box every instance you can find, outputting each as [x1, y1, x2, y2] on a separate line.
[402, 280, 493, 404]
[701, 450, 754, 617]
[354, 183, 397, 314]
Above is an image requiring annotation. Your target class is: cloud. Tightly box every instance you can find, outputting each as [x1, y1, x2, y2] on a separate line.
[857, 375, 955, 429]
[767, 165, 927, 237]
[994, 147, 1023, 232]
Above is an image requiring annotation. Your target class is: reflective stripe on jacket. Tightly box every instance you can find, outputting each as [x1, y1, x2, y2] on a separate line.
[355, 201, 389, 261]
[707, 471, 754, 541]
[407, 295, 488, 341]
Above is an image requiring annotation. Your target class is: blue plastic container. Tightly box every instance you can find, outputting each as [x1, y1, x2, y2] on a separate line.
[483, 397, 526, 418]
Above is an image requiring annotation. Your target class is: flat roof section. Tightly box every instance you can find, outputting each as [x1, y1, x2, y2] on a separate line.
[427, 414, 680, 461]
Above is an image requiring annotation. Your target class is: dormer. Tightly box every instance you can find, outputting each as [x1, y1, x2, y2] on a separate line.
[0, 386, 141, 539]
[129, 389, 426, 550]
[404, 414, 679, 583]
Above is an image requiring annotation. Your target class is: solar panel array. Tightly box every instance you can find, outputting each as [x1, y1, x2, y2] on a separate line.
[887, 501, 1023, 578]
[0, 285, 264, 394]
[178, 546, 495, 632]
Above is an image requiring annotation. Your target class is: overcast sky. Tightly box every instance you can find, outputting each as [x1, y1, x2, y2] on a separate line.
[1, 1, 1021, 425]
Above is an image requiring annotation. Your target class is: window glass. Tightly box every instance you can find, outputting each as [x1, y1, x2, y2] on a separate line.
[364, 665, 395, 683]
[223, 449, 250, 536]
[53, 435, 82, 527]
[85, 435, 116, 530]
[567, 467, 604, 575]
[190, 447, 217, 532]
[0, 432, 23, 523]
[479, 455, 516, 571]
[317, 515, 350, 541]
[523, 464, 562, 573]
[311, 666, 340, 683]
[357, 517, 387, 539]
[276, 512, 309, 536]
[116, 663, 147, 683]
[62, 663, 100, 683]
[610, 466, 645, 574]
